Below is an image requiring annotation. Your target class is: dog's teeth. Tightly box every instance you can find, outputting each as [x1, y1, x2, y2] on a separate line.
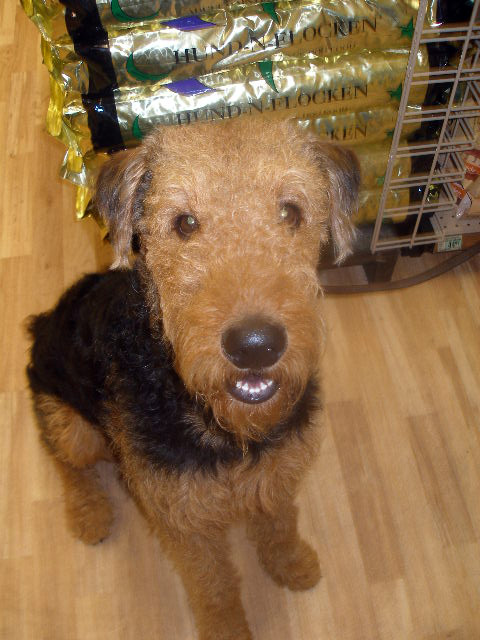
[234, 378, 275, 397]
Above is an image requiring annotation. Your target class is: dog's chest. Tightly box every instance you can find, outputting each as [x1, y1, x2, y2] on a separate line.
[130, 425, 320, 533]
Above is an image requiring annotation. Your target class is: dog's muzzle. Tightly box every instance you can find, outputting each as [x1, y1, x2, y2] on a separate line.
[222, 315, 286, 404]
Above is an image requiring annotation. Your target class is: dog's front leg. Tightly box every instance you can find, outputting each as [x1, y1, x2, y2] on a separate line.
[159, 525, 252, 640]
[247, 500, 321, 591]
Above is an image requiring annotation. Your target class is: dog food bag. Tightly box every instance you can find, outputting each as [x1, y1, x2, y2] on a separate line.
[54, 48, 428, 186]
[297, 107, 419, 147]
[23, 0, 428, 43]
[354, 187, 409, 224]
[354, 143, 411, 190]
[31, 0, 422, 96]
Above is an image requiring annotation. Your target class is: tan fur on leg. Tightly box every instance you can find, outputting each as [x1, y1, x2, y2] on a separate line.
[247, 501, 321, 591]
[158, 527, 252, 640]
[34, 393, 112, 467]
[33, 393, 114, 544]
[55, 460, 114, 545]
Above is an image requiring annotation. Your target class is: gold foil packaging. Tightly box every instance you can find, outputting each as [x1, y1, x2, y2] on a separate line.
[91, 0, 429, 26]
[54, 48, 427, 192]
[114, 48, 427, 129]
[355, 144, 411, 190]
[354, 188, 409, 224]
[22, 0, 438, 224]
[23, 0, 429, 47]
[298, 107, 418, 147]
[35, 0, 421, 95]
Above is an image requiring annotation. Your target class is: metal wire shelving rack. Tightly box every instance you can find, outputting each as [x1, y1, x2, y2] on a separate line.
[371, 0, 480, 253]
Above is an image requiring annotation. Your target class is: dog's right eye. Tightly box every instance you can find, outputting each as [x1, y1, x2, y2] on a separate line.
[279, 202, 302, 229]
[174, 214, 200, 238]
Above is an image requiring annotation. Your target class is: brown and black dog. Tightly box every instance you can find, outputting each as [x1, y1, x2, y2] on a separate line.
[27, 118, 359, 640]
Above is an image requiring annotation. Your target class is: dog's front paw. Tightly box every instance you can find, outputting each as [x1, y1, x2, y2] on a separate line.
[198, 615, 253, 640]
[260, 539, 321, 591]
[199, 629, 252, 640]
[65, 489, 114, 545]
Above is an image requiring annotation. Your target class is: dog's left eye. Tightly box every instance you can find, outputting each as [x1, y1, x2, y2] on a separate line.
[279, 203, 302, 229]
[174, 214, 200, 238]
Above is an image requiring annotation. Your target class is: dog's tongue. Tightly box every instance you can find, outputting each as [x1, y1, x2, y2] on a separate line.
[228, 374, 278, 404]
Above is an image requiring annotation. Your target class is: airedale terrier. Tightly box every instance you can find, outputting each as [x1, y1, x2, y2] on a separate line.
[27, 118, 359, 640]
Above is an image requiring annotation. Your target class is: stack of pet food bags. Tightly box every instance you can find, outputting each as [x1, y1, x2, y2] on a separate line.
[23, 0, 440, 226]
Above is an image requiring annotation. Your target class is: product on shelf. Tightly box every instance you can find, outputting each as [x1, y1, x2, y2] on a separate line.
[35, 0, 420, 94]
[23, 0, 470, 223]
[354, 187, 409, 224]
[53, 49, 427, 194]
[354, 143, 411, 190]
[451, 147, 480, 218]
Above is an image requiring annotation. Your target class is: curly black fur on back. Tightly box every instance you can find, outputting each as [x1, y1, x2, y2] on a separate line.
[27, 268, 319, 473]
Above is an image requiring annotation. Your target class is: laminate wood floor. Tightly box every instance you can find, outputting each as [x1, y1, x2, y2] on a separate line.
[2, 6, 480, 639]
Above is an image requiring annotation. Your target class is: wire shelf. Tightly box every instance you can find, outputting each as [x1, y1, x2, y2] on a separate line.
[371, 0, 480, 252]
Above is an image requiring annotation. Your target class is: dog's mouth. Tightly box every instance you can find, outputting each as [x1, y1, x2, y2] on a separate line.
[227, 373, 279, 404]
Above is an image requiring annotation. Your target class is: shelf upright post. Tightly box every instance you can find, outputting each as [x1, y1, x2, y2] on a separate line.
[370, 0, 430, 252]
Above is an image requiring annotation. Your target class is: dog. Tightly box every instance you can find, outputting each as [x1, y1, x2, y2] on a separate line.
[27, 117, 359, 640]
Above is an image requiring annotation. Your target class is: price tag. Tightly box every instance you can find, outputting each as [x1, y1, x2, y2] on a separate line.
[437, 236, 463, 252]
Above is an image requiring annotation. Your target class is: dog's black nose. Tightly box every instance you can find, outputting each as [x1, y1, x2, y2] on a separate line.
[221, 316, 287, 370]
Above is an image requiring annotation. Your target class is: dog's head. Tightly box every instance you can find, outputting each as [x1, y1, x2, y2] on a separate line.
[96, 118, 359, 443]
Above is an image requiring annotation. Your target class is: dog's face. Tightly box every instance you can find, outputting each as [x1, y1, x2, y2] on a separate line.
[96, 118, 359, 443]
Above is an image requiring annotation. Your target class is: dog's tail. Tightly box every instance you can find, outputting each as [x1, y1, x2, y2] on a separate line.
[25, 312, 48, 340]
[25, 312, 55, 395]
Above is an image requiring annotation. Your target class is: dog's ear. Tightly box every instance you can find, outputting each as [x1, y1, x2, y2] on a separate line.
[95, 146, 152, 269]
[307, 141, 361, 263]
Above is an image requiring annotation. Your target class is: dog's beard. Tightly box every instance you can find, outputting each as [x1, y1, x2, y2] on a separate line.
[174, 341, 318, 450]
[207, 378, 303, 445]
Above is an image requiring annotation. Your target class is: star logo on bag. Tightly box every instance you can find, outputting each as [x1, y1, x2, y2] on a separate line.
[261, 2, 280, 25]
[132, 115, 144, 139]
[400, 18, 414, 39]
[258, 60, 279, 93]
[388, 84, 402, 101]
